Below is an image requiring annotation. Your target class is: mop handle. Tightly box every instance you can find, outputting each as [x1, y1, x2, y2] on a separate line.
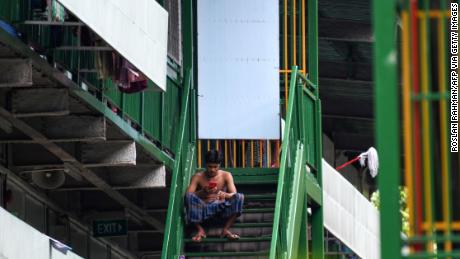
[335, 156, 360, 171]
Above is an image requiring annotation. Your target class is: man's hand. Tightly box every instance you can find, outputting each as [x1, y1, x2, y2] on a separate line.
[217, 191, 235, 200]
[205, 186, 218, 193]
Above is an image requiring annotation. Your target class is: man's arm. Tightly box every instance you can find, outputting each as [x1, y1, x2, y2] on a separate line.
[226, 172, 237, 193]
[220, 172, 237, 199]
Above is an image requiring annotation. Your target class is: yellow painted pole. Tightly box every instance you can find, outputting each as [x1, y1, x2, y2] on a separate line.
[402, 10, 415, 238]
[276, 140, 280, 167]
[251, 140, 254, 168]
[267, 140, 271, 167]
[301, 0, 306, 73]
[419, 14, 433, 250]
[242, 140, 246, 168]
[224, 140, 228, 168]
[259, 140, 263, 168]
[233, 140, 237, 167]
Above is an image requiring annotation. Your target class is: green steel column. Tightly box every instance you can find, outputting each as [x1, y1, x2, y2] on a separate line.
[183, 0, 196, 142]
[307, 0, 318, 82]
[373, 0, 401, 258]
[308, 0, 324, 257]
[183, 0, 193, 72]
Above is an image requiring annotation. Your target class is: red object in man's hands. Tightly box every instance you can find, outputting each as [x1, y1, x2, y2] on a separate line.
[208, 182, 217, 188]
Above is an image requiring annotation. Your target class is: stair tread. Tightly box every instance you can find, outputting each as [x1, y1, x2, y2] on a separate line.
[185, 251, 270, 257]
[244, 207, 274, 213]
[244, 194, 276, 200]
[233, 222, 272, 227]
[184, 236, 272, 243]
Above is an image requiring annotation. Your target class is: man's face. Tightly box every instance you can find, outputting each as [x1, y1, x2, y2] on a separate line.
[205, 163, 220, 177]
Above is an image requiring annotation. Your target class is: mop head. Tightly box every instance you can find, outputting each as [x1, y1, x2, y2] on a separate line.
[359, 147, 379, 178]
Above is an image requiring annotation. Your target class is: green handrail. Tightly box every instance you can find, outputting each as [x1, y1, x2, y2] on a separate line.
[161, 69, 195, 259]
[270, 65, 323, 258]
[270, 65, 299, 258]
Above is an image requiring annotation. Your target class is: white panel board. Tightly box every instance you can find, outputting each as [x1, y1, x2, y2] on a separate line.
[197, 0, 280, 139]
[322, 160, 381, 259]
[58, 0, 168, 91]
[0, 206, 84, 259]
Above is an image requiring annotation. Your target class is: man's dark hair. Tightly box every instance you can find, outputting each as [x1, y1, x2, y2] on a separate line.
[205, 150, 222, 164]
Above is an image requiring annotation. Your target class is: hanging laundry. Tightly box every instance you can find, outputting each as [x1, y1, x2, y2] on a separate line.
[50, 0, 66, 21]
[116, 58, 147, 93]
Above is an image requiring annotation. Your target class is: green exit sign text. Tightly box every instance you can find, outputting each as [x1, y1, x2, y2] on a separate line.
[93, 219, 127, 237]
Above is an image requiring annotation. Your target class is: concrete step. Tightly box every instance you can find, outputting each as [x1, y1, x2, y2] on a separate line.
[185, 236, 271, 254]
[185, 251, 269, 259]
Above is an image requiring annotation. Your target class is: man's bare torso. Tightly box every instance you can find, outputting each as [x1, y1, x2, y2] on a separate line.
[195, 170, 228, 203]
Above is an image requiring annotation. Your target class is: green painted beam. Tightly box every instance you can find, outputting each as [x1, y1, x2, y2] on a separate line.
[307, 0, 324, 257]
[305, 171, 322, 206]
[373, 0, 402, 258]
[221, 168, 279, 175]
[233, 176, 277, 185]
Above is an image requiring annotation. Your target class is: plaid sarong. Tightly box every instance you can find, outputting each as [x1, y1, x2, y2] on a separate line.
[184, 192, 244, 224]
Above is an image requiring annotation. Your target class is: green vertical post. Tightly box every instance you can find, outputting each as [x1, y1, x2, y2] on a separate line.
[373, 0, 401, 258]
[183, 0, 195, 142]
[308, 0, 324, 258]
[298, 191, 309, 258]
[140, 92, 145, 130]
[160, 92, 165, 144]
[183, 0, 193, 72]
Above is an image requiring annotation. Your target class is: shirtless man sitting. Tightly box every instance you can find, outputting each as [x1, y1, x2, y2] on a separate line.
[184, 150, 244, 242]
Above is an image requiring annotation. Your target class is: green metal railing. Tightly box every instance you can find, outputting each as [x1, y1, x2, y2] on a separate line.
[269, 66, 323, 259]
[160, 70, 195, 259]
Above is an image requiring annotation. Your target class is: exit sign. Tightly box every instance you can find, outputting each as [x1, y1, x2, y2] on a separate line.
[93, 219, 127, 237]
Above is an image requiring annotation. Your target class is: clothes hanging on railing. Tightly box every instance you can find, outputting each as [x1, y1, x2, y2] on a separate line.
[48, 0, 66, 49]
[95, 38, 113, 80]
[116, 58, 148, 93]
[93, 39, 147, 93]
[50, 0, 66, 21]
